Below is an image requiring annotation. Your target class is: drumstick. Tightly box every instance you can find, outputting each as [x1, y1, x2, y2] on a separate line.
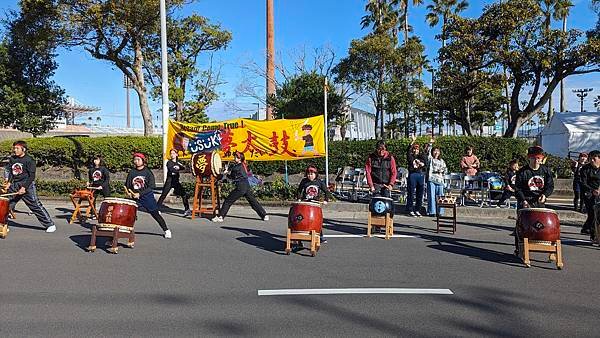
[0, 192, 19, 197]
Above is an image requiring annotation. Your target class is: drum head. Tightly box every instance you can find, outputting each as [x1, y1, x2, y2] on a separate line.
[211, 152, 223, 175]
[102, 198, 138, 207]
[292, 201, 321, 207]
[518, 207, 556, 215]
[371, 196, 394, 201]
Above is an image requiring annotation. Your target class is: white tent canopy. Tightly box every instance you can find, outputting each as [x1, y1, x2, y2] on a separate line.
[539, 111, 600, 158]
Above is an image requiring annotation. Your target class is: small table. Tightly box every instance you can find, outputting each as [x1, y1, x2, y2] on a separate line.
[436, 200, 457, 234]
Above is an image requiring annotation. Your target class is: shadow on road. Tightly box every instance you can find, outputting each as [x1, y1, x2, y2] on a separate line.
[221, 226, 287, 255]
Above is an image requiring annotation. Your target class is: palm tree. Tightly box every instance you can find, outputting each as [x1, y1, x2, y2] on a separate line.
[398, 0, 424, 46]
[425, 0, 469, 49]
[334, 114, 354, 140]
[539, 0, 573, 120]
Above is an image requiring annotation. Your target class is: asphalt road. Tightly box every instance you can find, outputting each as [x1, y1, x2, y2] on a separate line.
[0, 201, 598, 337]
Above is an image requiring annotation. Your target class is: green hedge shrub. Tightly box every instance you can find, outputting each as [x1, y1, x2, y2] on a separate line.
[2, 135, 546, 176]
[34, 178, 295, 201]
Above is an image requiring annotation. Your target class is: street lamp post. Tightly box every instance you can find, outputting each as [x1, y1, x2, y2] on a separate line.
[123, 74, 132, 128]
[428, 68, 435, 137]
[160, 0, 169, 181]
[572, 88, 593, 112]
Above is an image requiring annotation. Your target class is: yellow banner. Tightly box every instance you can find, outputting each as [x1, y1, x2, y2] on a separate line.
[167, 116, 325, 161]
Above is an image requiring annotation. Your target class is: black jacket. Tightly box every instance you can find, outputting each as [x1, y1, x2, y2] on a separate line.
[8, 154, 36, 189]
[88, 166, 110, 190]
[166, 160, 186, 183]
[227, 163, 249, 185]
[580, 163, 600, 195]
[515, 165, 554, 203]
[126, 167, 156, 196]
[297, 178, 330, 202]
[407, 149, 427, 174]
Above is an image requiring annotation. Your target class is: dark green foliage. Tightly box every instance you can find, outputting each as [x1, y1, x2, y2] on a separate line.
[0, 0, 65, 135]
[0, 135, 558, 177]
[268, 72, 345, 122]
[0, 136, 162, 172]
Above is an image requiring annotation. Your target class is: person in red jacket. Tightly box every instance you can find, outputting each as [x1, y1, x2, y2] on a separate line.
[365, 140, 397, 198]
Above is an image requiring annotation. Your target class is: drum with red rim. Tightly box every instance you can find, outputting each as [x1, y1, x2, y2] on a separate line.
[0, 197, 9, 225]
[288, 201, 323, 233]
[517, 208, 560, 242]
[98, 198, 138, 229]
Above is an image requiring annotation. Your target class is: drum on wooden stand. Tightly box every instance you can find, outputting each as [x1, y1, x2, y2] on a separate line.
[369, 196, 394, 217]
[88, 198, 138, 254]
[517, 208, 560, 242]
[288, 201, 323, 233]
[367, 196, 394, 239]
[285, 201, 324, 256]
[516, 207, 563, 269]
[98, 198, 138, 230]
[0, 197, 9, 238]
[191, 151, 223, 177]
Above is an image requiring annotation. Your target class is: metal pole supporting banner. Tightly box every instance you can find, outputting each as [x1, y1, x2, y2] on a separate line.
[324, 77, 329, 187]
[160, 0, 169, 182]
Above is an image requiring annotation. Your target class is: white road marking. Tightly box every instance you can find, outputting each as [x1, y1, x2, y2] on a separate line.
[258, 288, 454, 296]
[323, 234, 414, 238]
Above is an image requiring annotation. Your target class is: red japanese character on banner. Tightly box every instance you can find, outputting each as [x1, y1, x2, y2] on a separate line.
[269, 131, 279, 155]
[241, 130, 265, 157]
[219, 128, 237, 153]
[280, 130, 297, 157]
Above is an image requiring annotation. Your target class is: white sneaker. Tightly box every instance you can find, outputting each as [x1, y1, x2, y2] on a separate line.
[409, 211, 417, 217]
[263, 215, 270, 221]
[164, 229, 172, 239]
[183, 209, 192, 217]
[211, 216, 223, 223]
[415, 212, 423, 217]
[45, 225, 56, 233]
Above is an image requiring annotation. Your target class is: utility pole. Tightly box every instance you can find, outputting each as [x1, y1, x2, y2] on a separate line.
[573, 88, 593, 112]
[266, 0, 275, 120]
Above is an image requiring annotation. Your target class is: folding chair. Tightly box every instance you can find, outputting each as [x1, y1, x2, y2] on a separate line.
[462, 175, 484, 206]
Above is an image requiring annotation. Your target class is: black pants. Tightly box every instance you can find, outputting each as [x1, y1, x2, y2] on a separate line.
[157, 178, 189, 211]
[149, 210, 168, 231]
[582, 196, 596, 235]
[219, 181, 266, 219]
[573, 181, 584, 212]
[91, 185, 110, 209]
[9, 183, 55, 229]
[373, 184, 392, 198]
[497, 190, 514, 206]
[514, 199, 545, 252]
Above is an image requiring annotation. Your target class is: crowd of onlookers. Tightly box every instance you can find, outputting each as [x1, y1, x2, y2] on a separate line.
[361, 139, 600, 242]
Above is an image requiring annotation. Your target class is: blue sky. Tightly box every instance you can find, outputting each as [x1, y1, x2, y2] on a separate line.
[1, 0, 599, 128]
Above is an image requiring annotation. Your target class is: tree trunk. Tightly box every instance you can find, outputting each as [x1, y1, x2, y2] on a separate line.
[340, 126, 346, 140]
[133, 42, 154, 136]
[462, 99, 473, 136]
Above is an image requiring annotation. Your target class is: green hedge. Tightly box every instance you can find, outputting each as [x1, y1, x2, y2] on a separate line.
[33, 178, 296, 201]
[0, 136, 162, 171]
[2, 135, 542, 176]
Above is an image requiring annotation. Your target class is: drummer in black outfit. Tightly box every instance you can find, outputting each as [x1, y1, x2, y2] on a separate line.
[157, 149, 191, 217]
[125, 153, 172, 239]
[212, 151, 268, 222]
[87, 154, 111, 214]
[297, 164, 331, 243]
[513, 146, 554, 253]
[579, 150, 600, 239]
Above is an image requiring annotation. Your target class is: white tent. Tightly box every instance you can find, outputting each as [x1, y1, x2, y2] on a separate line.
[539, 111, 600, 158]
